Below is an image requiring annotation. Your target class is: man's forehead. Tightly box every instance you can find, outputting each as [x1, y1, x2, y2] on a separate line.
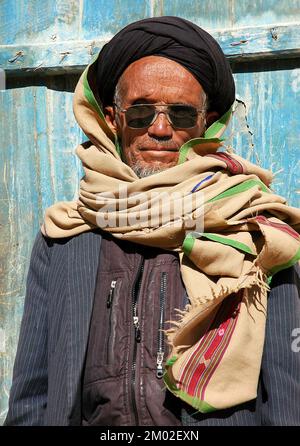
[112, 53, 208, 109]
[117, 55, 204, 104]
[121, 55, 196, 81]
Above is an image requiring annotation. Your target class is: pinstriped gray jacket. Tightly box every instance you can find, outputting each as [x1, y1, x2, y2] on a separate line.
[4, 230, 300, 426]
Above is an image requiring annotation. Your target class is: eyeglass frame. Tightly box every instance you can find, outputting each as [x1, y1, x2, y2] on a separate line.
[113, 102, 207, 129]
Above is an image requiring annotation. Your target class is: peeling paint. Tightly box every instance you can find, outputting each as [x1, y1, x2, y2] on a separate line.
[56, 0, 79, 25]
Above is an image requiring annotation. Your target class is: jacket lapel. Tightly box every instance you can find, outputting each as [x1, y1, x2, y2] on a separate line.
[66, 230, 102, 424]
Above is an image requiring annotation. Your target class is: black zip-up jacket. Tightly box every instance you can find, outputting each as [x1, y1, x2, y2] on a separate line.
[82, 233, 185, 425]
[4, 230, 300, 426]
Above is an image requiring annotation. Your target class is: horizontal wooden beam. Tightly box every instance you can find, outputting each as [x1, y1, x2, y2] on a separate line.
[1, 23, 300, 75]
[217, 22, 300, 61]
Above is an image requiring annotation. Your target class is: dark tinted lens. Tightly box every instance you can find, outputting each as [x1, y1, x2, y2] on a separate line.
[125, 105, 155, 128]
[168, 105, 198, 128]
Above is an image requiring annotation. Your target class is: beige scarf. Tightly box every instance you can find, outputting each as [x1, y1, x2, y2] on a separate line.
[42, 65, 300, 412]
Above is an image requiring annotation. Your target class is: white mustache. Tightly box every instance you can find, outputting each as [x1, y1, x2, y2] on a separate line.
[138, 139, 180, 151]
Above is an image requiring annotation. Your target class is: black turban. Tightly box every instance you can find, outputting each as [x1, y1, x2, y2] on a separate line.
[96, 16, 235, 117]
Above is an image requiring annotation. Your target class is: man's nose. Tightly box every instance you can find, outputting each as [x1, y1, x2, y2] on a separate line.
[147, 112, 173, 139]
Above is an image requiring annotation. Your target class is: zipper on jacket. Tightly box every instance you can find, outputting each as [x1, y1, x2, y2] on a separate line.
[106, 279, 117, 363]
[107, 279, 117, 308]
[156, 272, 167, 379]
[132, 260, 144, 343]
[131, 257, 144, 426]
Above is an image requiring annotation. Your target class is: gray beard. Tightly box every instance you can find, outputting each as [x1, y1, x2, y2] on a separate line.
[131, 162, 168, 178]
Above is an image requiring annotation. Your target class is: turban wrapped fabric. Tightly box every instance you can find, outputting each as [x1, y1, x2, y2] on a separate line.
[96, 16, 235, 116]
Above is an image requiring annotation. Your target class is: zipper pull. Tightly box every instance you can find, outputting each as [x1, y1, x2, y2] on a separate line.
[156, 351, 164, 378]
[133, 316, 141, 342]
[107, 280, 117, 308]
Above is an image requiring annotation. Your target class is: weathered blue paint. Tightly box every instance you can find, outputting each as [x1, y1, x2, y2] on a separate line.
[0, 0, 152, 45]
[232, 0, 300, 27]
[0, 0, 57, 45]
[0, 0, 299, 425]
[226, 68, 300, 207]
[2, 24, 300, 72]
[0, 88, 84, 422]
[81, 0, 152, 39]
[163, 0, 300, 27]
[2, 0, 300, 46]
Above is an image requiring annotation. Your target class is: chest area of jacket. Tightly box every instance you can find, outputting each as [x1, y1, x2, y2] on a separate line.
[84, 234, 187, 380]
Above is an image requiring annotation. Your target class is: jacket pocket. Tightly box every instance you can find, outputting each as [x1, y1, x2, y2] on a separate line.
[84, 274, 125, 384]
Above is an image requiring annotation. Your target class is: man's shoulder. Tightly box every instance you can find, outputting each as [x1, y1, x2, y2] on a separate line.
[39, 228, 102, 245]
[32, 228, 102, 259]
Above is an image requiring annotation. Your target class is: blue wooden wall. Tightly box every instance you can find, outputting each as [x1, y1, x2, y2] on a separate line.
[0, 0, 300, 423]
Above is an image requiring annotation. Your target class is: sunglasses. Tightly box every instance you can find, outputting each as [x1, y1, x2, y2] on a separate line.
[114, 103, 206, 129]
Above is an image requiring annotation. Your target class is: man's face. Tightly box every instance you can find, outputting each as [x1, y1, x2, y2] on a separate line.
[105, 56, 217, 177]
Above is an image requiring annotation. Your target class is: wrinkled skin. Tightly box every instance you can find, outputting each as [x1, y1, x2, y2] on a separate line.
[104, 55, 219, 177]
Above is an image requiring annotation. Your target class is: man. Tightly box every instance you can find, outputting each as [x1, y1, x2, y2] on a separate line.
[5, 16, 300, 426]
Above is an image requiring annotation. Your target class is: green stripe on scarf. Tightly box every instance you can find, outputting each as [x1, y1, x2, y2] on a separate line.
[83, 67, 122, 158]
[83, 69, 105, 120]
[269, 248, 300, 276]
[204, 107, 232, 139]
[114, 135, 122, 157]
[165, 355, 178, 366]
[183, 233, 196, 256]
[209, 179, 270, 202]
[201, 233, 255, 255]
[178, 137, 223, 165]
[183, 232, 255, 256]
[164, 372, 217, 413]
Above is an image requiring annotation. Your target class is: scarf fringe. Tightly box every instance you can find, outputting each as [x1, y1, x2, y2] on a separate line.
[165, 262, 270, 353]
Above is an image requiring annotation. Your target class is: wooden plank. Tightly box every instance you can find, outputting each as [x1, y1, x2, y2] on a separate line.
[216, 23, 300, 61]
[2, 23, 300, 75]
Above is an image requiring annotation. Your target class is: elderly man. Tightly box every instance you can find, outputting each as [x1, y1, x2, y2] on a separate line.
[5, 17, 300, 426]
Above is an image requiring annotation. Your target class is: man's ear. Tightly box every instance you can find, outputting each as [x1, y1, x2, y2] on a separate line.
[104, 106, 118, 133]
[205, 111, 219, 129]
